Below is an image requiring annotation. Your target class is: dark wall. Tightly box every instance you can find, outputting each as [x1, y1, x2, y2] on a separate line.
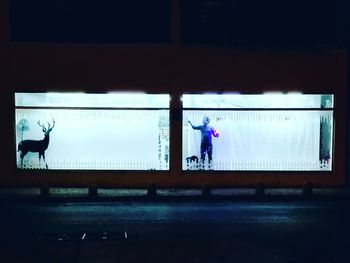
[0, 0, 348, 187]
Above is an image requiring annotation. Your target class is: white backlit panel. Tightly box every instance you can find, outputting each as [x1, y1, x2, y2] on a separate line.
[15, 92, 170, 170]
[182, 94, 334, 171]
[16, 92, 170, 108]
[182, 93, 334, 109]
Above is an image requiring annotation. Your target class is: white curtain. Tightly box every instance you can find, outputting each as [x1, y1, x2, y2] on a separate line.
[183, 110, 329, 171]
[16, 109, 169, 170]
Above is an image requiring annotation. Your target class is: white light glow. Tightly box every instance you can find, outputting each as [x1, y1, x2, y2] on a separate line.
[182, 93, 331, 109]
[15, 92, 170, 108]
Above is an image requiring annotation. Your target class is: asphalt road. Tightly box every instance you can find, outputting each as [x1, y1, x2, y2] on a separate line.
[0, 200, 349, 262]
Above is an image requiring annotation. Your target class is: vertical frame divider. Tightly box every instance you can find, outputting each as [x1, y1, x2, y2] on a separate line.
[170, 92, 182, 182]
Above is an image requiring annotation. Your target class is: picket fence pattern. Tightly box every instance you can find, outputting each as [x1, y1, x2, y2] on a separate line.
[185, 159, 331, 171]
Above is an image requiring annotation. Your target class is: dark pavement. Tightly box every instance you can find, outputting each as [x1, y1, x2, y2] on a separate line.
[0, 200, 350, 262]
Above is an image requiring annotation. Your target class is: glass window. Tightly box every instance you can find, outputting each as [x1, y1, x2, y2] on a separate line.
[15, 92, 170, 170]
[182, 93, 334, 171]
[10, 0, 171, 43]
[180, 0, 337, 48]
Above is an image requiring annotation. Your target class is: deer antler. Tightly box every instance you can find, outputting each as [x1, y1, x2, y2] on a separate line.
[48, 119, 55, 131]
[37, 120, 47, 131]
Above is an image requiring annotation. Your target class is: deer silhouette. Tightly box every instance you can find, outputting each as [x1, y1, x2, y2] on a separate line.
[17, 119, 55, 169]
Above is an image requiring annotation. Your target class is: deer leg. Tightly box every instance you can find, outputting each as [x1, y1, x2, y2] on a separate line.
[38, 153, 42, 168]
[20, 151, 27, 169]
[20, 153, 23, 168]
[43, 152, 48, 169]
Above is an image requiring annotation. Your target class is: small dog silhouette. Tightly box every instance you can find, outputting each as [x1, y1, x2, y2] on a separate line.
[186, 155, 199, 163]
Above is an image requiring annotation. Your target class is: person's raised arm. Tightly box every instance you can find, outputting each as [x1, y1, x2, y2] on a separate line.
[188, 120, 201, 130]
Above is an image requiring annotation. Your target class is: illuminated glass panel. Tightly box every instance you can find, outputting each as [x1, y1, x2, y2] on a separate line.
[182, 93, 334, 108]
[15, 93, 170, 170]
[182, 94, 334, 171]
[15, 92, 169, 108]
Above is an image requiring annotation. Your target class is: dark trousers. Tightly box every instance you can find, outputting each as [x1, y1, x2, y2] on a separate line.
[200, 143, 213, 163]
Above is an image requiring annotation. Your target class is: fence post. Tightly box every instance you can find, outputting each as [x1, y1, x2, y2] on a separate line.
[89, 185, 98, 198]
[201, 183, 211, 198]
[255, 182, 265, 198]
[40, 186, 50, 198]
[302, 181, 313, 198]
[147, 182, 157, 198]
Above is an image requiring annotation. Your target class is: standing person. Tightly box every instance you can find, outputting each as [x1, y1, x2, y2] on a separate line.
[188, 117, 219, 169]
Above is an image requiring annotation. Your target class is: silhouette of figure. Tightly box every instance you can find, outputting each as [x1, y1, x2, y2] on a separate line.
[188, 117, 219, 169]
